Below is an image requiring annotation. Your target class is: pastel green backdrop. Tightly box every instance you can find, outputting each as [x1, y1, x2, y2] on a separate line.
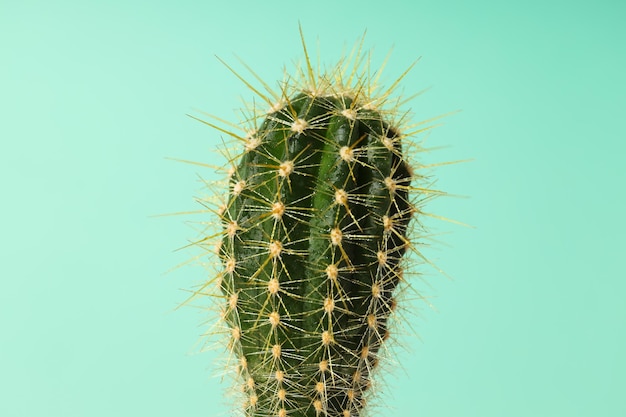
[1, 0, 624, 416]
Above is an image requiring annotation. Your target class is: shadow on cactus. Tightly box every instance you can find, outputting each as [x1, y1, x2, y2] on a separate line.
[183, 27, 458, 417]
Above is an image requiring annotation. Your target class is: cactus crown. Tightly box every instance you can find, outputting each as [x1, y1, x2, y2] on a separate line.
[188, 27, 444, 417]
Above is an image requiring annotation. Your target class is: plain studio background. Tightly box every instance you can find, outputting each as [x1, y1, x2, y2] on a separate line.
[1, 1, 624, 416]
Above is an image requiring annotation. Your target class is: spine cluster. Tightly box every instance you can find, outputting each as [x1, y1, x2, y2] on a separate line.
[216, 87, 415, 417]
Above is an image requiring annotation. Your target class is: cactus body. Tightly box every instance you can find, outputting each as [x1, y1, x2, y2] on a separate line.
[218, 82, 416, 416]
[195, 32, 438, 417]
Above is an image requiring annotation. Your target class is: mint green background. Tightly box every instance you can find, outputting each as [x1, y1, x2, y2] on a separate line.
[2, 1, 625, 416]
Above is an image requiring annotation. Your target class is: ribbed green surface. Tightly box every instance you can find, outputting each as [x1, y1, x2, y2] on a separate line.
[220, 92, 412, 417]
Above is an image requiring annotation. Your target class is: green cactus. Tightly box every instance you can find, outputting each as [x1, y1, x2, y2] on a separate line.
[189, 28, 446, 417]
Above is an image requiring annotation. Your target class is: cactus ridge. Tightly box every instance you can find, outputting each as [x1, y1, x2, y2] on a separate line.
[191, 30, 442, 417]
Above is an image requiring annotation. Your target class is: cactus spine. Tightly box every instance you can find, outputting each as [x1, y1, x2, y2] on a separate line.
[193, 30, 438, 417]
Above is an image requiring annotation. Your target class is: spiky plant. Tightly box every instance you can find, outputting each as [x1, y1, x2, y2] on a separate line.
[187, 28, 450, 417]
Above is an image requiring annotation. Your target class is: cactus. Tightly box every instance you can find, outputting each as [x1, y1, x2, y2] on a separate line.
[189, 28, 446, 417]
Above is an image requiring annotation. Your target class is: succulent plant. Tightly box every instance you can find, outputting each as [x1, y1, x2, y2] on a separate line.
[187, 27, 450, 417]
